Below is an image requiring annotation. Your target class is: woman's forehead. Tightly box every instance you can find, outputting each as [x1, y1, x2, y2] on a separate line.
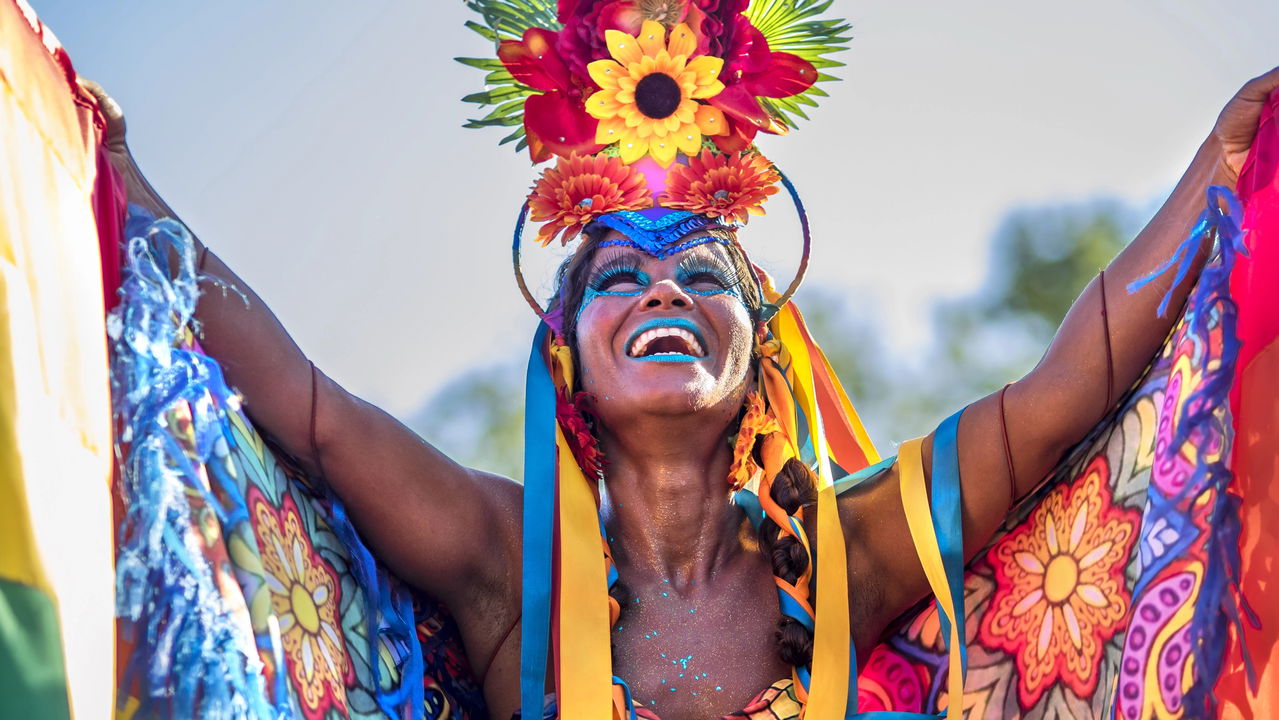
[589, 230, 733, 269]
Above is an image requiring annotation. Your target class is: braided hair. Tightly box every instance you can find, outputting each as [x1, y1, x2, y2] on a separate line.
[757, 457, 819, 667]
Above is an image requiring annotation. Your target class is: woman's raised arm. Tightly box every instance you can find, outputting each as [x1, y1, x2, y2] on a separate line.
[89, 82, 522, 612]
[842, 68, 1279, 646]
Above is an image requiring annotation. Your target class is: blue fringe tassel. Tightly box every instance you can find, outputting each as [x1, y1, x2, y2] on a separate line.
[1127, 186, 1256, 716]
[110, 205, 280, 719]
[321, 491, 425, 718]
[112, 204, 425, 718]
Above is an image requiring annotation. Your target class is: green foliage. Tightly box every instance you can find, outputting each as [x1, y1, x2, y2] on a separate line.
[409, 362, 527, 481]
[890, 196, 1140, 439]
[456, 1, 560, 151]
[463, 0, 560, 41]
[745, 0, 852, 130]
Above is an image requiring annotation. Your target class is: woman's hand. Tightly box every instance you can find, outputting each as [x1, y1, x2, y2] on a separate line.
[1215, 66, 1279, 184]
[78, 79, 129, 166]
[78, 79, 176, 219]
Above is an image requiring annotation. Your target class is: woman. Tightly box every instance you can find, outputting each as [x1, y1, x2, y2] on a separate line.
[93, 11, 1279, 720]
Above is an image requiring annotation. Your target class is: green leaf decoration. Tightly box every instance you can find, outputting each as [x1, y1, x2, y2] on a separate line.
[745, 0, 852, 130]
[457, 0, 560, 151]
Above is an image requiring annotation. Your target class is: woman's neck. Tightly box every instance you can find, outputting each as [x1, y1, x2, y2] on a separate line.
[598, 414, 746, 590]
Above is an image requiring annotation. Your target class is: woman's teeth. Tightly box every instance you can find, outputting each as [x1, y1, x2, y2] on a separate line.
[628, 327, 705, 357]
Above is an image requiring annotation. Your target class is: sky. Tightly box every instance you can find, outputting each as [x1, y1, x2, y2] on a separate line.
[32, 0, 1279, 420]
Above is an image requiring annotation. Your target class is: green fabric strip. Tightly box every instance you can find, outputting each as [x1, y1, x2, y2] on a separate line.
[0, 577, 70, 720]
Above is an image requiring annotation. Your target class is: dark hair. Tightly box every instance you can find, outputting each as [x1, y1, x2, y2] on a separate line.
[759, 458, 819, 667]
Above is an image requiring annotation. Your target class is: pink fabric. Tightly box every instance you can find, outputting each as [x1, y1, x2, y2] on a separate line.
[1230, 91, 1279, 391]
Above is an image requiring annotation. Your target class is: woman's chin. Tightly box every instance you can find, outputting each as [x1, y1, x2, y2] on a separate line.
[599, 377, 741, 422]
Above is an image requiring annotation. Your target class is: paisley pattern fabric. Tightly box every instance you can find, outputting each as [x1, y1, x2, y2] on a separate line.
[217, 409, 488, 719]
[855, 301, 1233, 719]
[114, 380, 487, 719]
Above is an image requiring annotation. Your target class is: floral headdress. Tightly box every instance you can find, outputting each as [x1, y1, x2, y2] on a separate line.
[458, 4, 919, 719]
[461, 0, 850, 318]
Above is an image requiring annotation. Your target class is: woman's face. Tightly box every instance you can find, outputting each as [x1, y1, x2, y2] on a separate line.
[573, 230, 756, 429]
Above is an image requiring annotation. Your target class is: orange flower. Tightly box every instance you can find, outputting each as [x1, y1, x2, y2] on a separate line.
[979, 455, 1139, 707]
[728, 391, 781, 490]
[528, 153, 652, 246]
[659, 149, 780, 225]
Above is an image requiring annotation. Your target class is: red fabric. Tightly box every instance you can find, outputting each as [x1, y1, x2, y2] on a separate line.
[92, 145, 126, 311]
[1218, 90, 1279, 719]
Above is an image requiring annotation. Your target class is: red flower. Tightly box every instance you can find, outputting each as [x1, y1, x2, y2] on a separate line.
[498, 27, 604, 161]
[557, 0, 707, 80]
[702, 14, 818, 152]
[557, 390, 605, 477]
[660, 149, 780, 226]
[690, 0, 749, 57]
[528, 154, 653, 246]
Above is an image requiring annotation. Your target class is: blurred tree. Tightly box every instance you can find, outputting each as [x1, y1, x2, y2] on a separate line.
[408, 197, 1139, 477]
[409, 361, 526, 480]
[908, 198, 1138, 434]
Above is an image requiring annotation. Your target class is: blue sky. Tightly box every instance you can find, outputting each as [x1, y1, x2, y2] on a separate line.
[34, 0, 1279, 418]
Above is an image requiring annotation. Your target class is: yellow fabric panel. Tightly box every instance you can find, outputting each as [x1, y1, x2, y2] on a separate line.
[0, 2, 115, 717]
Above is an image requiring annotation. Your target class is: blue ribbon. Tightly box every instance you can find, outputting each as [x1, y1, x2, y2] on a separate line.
[930, 410, 968, 692]
[520, 323, 556, 720]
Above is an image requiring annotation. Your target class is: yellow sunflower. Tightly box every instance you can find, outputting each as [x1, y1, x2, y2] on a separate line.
[586, 20, 727, 167]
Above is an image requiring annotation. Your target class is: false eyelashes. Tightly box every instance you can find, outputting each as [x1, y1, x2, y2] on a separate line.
[588, 264, 650, 294]
[581, 249, 745, 299]
[675, 256, 745, 296]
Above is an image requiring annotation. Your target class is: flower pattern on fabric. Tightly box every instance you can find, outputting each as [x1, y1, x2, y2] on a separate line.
[856, 647, 930, 712]
[723, 679, 802, 719]
[980, 455, 1139, 707]
[250, 487, 350, 720]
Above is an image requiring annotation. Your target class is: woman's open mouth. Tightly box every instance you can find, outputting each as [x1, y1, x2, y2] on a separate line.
[626, 319, 707, 361]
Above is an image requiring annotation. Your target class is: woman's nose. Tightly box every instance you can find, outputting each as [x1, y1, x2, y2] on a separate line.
[642, 279, 692, 309]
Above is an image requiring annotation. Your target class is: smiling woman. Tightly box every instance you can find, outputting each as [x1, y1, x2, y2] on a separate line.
[10, 0, 1279, 719]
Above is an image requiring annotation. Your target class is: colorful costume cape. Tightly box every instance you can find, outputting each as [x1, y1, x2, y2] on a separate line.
[2, 2, 1277, 718]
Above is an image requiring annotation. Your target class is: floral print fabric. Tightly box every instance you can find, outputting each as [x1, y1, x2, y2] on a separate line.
[855, 298, 1228, 719]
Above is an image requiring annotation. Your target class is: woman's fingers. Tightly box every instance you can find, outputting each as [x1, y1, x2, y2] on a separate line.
[1215, 66, 1279, 181]
[1237, 66, 1279, 103]
[77, 78, 127, 152]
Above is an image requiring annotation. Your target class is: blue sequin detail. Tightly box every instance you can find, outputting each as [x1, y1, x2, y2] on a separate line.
[592, 210, 731, 259]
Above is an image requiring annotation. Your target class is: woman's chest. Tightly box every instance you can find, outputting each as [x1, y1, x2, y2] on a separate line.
[610, 575, 790, 720]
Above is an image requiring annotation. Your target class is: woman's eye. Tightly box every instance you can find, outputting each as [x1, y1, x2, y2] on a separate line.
[597, 271, 644, 290]
[685, 272, 728, 289]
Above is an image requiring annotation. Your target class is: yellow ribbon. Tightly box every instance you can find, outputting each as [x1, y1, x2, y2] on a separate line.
[773, 305, 850, 717]
[897, 438, 965, 718]
[556, 425, 614, 718]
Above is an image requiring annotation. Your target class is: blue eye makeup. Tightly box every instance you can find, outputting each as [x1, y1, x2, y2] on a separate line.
[579, 252, 651, 319]
[675, 256, 743, 297]
[590, 264, 650, 293]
